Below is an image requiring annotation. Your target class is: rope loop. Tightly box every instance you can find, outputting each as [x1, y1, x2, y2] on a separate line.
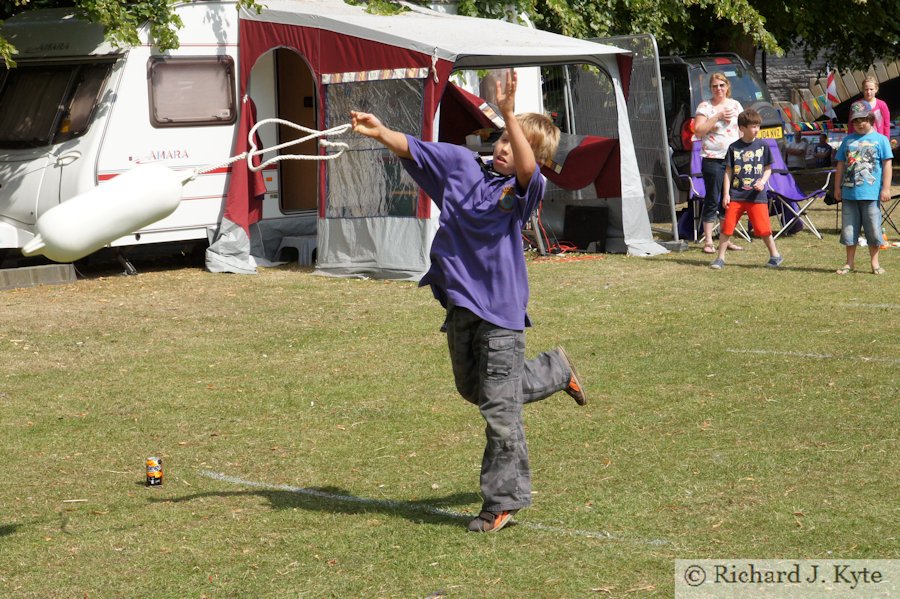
[189, 118, 352, 180]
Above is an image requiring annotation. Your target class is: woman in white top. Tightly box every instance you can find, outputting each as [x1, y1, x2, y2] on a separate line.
[693, 72, 743, 253]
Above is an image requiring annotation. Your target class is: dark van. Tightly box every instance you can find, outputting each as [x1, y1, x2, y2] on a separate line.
[660, 53, 783, 175]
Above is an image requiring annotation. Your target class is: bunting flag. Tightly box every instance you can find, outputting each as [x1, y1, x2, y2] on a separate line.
[825, 67, 838, 119]
[801, 99, 813, 121]
[797, 121, 834, 132]
[809, 95, 821, 115]
[781, 104, 794, 122]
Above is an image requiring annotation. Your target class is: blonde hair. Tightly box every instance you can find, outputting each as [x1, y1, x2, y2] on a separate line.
[515, 112, 561, 163]
[709, 72, 732, 98]
[863, 76, 879, 91]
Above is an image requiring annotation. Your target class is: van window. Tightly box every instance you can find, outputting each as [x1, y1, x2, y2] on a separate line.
[0, 61, 113, 149]
[148, 57, 236, 127]
[692, 65, 769, 110]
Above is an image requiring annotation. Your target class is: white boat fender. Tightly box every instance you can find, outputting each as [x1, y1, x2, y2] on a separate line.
[21, 119, 352, 263]
[21, 164, 189, 263]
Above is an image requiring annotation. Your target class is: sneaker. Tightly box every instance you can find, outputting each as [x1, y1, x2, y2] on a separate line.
[557, 347, 587, 406]
[766, 255, 784, 268]
[710, 258, 725, 269]
[467, 510, 517, 533]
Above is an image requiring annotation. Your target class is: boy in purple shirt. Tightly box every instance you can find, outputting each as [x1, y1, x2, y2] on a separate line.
[351, 71, 587, 533]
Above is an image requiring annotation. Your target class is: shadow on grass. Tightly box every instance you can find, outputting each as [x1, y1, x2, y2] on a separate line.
[666, 257, 841, 273]
[0, 523, 20, 537]
[151, 487, 481, 529]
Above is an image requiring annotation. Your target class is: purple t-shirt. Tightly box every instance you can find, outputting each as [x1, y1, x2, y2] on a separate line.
[402, 135, 545, 331]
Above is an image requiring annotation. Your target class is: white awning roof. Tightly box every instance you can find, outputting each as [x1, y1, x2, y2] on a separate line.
[241, 0, 629, 69]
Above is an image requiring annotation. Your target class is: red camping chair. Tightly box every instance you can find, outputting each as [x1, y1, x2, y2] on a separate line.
[763, 138, 833, 240]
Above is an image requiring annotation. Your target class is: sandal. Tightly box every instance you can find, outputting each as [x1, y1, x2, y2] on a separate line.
[836, 265, 852, 275]
[726, 242, 744, 251]
[872, 266, 886, 275]
[702, 243, 716, 254]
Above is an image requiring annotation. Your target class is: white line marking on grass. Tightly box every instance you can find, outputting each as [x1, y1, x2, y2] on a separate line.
[839, 303, 900, 310]
[726, 348, 900, 364]
[199, 470, 667, 545]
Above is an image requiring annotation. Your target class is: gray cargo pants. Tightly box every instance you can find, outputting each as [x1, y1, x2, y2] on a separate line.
[444, 306, 572, 513]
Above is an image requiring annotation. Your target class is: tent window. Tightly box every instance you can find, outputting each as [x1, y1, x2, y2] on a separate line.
[323, 78, 424, 218]
[542, 64, 618, 138]
[148, 57, 236, 127]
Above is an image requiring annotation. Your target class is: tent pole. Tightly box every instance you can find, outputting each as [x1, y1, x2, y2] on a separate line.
[530, 213, 547, 256]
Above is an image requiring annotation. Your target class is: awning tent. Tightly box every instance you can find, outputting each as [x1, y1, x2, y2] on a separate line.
[206, 0, 666, 278]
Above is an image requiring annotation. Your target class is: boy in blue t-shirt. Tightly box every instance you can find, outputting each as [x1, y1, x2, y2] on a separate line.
[710, 109, 783, 269]
[351, 71, 587, 533]
[834, 100, 893, 275]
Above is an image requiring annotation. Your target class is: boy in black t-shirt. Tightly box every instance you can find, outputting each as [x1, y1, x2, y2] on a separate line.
[710, 109, 784, 269]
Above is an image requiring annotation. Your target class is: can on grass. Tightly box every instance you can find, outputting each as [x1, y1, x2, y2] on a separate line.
[146, 456, 163, 486]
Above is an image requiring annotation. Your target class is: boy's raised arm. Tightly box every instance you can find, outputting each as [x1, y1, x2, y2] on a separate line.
[496, 71, 537, 189]
[351, 111, 412, 159]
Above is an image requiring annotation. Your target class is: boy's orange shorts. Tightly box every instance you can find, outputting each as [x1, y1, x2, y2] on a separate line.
[721, 201, 771, 237]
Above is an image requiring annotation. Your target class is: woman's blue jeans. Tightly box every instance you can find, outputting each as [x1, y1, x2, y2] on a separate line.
[701, 157, 726, 223]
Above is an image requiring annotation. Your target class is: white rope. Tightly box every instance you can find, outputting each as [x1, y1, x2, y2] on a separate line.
[431, 48, 439, 83]
[189, 118, 352, 180]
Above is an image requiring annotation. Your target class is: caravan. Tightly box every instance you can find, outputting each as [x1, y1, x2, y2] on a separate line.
[0, 0, 666, 277]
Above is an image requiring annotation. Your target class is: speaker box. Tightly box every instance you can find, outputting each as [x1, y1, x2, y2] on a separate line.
[563, 205, 608, 252]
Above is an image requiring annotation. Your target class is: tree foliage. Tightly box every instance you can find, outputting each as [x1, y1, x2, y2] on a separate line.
[755, 0, 900, 71]
[0, 0, 261, 67]
[1, 0, 898, 71]
[457, 0, 899, 71]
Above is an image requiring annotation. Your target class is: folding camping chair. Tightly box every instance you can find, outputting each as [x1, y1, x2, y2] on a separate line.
[674, 140, 750, 242]
[882, 193, 900, 238]
[763, 138, 833, 240]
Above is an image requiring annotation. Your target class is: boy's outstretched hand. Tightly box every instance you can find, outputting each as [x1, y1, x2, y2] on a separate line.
[495, 70, 517, 117]
[349, 110, 412, 159]
[350, 111, 382, 138]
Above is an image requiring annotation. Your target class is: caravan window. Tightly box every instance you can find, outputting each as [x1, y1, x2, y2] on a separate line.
[56, 64, 114, 143]
[0, 61, 113, 149]
[148, 57, 236, 127]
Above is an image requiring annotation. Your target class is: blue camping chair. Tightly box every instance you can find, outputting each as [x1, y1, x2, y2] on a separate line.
[674, 141, 750, 242]
[763, 138, 833, 240]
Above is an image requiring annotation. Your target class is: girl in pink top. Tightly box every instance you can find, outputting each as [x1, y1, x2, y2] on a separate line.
[861, 76, 891, 138]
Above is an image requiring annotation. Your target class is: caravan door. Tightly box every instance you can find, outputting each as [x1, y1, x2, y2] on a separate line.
[0, 150, 55, 228]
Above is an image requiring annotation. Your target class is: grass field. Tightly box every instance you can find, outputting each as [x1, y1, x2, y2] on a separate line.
[1, 202, 898, 598]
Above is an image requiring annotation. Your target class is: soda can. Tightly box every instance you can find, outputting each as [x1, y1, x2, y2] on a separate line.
[146, 456, 163, 486]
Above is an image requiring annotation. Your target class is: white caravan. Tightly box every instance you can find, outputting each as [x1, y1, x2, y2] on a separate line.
[0, 0, 666, 276]
[0, 4, 246, 269]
